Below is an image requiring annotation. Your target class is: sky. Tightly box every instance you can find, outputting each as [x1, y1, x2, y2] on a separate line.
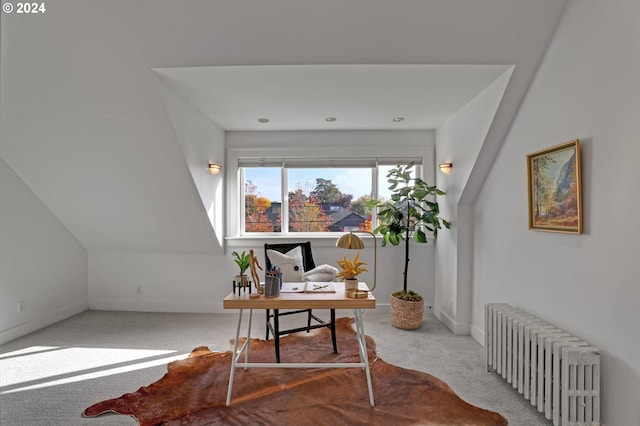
[244, 167, 394, 202]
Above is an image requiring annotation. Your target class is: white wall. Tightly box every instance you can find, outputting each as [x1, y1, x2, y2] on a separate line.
[0, 158, 88, 345]
[89, 130, 440, 313]
[435, 69, 512, 333]
[154, 71, 226, 249]
[471, 1, 640, 424]
[0, 2, 221, 256]
[89, 250, 224, 312]
[88, 240, 436, 315]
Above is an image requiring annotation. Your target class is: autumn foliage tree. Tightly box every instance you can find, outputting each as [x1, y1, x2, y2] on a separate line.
[358, 216, 373, 232]
[288, 188, 332, 232]
[245, 180, 274, 232]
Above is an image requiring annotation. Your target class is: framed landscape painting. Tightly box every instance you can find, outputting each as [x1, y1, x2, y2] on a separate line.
[527, 140, 582, 234]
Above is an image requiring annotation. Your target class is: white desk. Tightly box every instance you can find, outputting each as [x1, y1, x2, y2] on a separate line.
[223, 282, 376, 406]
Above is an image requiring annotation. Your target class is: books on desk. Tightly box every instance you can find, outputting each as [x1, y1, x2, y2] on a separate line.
[280, 282, 336, 293]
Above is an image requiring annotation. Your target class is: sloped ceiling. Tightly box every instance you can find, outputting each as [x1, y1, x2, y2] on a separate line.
[153, 64, 513, 131]
[0, 0, 567, 254]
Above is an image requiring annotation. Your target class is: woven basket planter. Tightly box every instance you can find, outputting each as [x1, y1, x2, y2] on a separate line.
[390, 295, 424, 330]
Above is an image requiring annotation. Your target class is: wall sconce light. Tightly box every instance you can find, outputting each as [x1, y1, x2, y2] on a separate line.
[439, 162, 453, 175]
[208, 163, 222, 175]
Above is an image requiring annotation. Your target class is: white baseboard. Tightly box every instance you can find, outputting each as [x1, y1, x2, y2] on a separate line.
[89, 299, 224, 313]
[434, 306, 470, 335]
[0, 302, 88, 345]
[470, 323, 484, 346]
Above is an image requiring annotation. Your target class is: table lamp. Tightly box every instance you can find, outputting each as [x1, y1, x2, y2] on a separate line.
[335, 231, 377, 298]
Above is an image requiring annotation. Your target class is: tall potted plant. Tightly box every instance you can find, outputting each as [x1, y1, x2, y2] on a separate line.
[369, 163, 450, 329]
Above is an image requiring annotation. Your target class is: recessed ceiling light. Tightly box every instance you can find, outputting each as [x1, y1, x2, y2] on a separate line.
[393, 117, 405, 122]
[257, 118, 270, 123]
[325, 117, 337, 122]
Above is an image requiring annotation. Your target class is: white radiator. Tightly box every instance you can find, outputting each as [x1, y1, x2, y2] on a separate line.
[485, 303, 600, 426]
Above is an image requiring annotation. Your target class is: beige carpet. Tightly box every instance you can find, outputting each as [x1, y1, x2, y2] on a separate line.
[83, 318, 507, 425]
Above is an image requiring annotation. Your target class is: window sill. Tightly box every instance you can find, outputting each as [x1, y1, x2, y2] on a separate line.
[225, 234, 377, 249]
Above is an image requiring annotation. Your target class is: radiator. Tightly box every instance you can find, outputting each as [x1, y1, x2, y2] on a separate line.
[485, 303, 600, 426]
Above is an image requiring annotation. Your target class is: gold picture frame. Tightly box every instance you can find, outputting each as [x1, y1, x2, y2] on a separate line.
[527, 140, 582, 234]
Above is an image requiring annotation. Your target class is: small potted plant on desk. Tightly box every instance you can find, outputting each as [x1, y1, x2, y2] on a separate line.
[336, 252, 367, 298]
[232, 251, 251, 292]
[368, 162, 450, 329]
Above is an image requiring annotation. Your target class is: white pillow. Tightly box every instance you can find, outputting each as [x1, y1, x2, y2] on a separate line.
[266, 246, 305, 282]
[303, 264, 339, 282]
[304, 272, 335, 282]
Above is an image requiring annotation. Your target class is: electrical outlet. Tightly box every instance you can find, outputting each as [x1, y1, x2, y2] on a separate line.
[136, 285, 143, 295]
[17, 300, 26, 313]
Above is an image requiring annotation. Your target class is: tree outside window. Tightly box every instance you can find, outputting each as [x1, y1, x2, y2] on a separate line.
[242, 163, 416, 234]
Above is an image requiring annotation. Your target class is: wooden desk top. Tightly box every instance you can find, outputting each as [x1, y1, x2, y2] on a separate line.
[223, 282, 375, 310]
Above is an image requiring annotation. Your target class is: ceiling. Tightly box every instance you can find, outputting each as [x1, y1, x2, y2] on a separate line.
[154, 64, 512, 131]
[1, 0, 569, 253]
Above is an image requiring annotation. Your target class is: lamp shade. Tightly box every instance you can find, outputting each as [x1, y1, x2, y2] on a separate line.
[335, 232, 365, 250]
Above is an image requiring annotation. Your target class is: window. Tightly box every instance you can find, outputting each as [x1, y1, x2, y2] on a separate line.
[244, 167, 281, 232]
[240, 159, 421, 235]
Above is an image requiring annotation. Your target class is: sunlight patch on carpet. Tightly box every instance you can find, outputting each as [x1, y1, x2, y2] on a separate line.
[0, 346, 182, 394]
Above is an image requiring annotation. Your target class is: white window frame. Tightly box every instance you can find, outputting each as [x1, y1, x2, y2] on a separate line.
[240, 159, 385, 236]
[226, 142, 434, 240]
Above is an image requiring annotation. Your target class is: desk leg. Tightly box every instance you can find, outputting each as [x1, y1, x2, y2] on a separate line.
[274, 309, 280, 363]
[245, 309, 253, 366]
[354, 308, 375, 407]
[226, 308, 243, 406]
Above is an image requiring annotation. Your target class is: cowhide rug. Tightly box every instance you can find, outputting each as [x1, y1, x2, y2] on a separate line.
[83, 318, 507, 425]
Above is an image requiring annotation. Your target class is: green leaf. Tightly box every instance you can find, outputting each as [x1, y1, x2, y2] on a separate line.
[389, 233, 401, 245]
[413, 188, 427, 199]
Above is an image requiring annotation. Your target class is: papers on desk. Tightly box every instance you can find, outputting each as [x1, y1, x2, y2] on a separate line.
[280, 282, 336, 293]
[305, 282, 336, 293]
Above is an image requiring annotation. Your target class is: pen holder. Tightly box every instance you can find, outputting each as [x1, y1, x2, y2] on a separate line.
[264, 271, 282, 298]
